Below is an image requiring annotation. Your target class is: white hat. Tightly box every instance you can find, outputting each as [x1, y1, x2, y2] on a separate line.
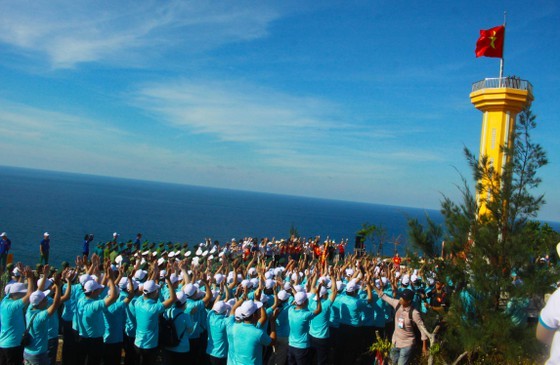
[159, 270, 167, 279]
[142, 280, 160, 294]
[170, 273, 179, 284]
[249, 278, 259, 288]
[401, 275, 410, 286]
[142, 251, 150, 256]
[183, 283, 197, 298]
[44, 232, 49, 237]
[316, 286, 328, 298]
[30, 290, 48, 306]
[196, 248, 203, 256]
[185, 251, 192, 257]
[202, 250, 208, 257]
[176, 291, 188, 305]
[278, 290, 290, 301]
[0, 232, 6, 237]
[294, 292, 308, 305]
[157, 257, 166, 266]
[113, 232, 119, 237]
[168, 252, 175, 258]
[283, 282, 292, 291]
[115, 255, 123, 265]
[346, 280, 358, 293]
[37, 278, 53, 291]
[118, 277, 129, 290]
[241, 280, 250, 288]
[265, 279, 275, 289]
[84, 280, 104, 294]
[237, 300, 263, 319]
[134, 270, 148, 281]
[212, 300, 229, 315]
[248, 267, 257, 276]
[8, 282, 27, 295]
[214, 274, 225, 285]
[79, 274, 92, 286]
[293, 285, 304, 293]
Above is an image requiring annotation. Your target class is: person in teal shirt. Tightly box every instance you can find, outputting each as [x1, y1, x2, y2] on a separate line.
[23, 279, 62, 365]
[163, 291, 195, 365]
[103, 276, 134, 365]
[268, 289, 292, 365]
[0, 267, 33, 365]
[206, 300, 229, 365]
[134, 269, 177, 365]
[309, 282, 337, 365]
[76, 262, 118, 365]
[230, 300, 276, 365]
[288, 290, 322, 365]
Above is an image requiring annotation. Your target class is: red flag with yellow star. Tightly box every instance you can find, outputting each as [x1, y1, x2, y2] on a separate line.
[475, 25, 505, 58]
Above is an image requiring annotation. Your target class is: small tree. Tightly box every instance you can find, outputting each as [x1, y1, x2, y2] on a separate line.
[408, 214, 443, 259]
[423, 106, 552, 363]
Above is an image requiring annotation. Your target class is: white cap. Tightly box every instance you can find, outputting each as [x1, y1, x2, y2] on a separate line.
[317, 286, 328, 298]
[30, 290, 48, 306]
[37, 278, 53, 290]
[278, 290, 290, 301]
[159, 269, 167, 279]
[212, 300, 229, 315]
[183, 283, 197, 298]
[157, 258, 166, 266]
[176, 291, 188, 305]
[142, 280, 160, 294]
[134, 270, 148, 281]
[241, 280, 250, 288]
[118, 277, 129, 290]
[44, 232, 49, 236]
[84, 280, 104, 294]
[170, 273, 179, 284]
[8, 282, 27, 295]
[0, 232, 6, 237]
[248, 267, 257, 276]
[185, 251, 192, 257]
[113, 232, 119, 237]
[293, 285, 304, 293]
[237, 300, 263, 320]
[79, 274, 92, 286]
[294, 292, 308, 305]
[214, 273, 225, 284]
[264, 279, 275, 289]
[346, 280, 358, 293]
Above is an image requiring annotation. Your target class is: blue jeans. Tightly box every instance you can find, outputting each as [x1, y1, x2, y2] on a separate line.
[390, 346, 413, 365]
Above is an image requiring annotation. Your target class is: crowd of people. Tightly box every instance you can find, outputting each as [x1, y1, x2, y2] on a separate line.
[0, 233, 551, 365]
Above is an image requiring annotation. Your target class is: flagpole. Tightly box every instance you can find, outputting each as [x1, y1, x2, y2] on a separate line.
[499, 11, 507, 81]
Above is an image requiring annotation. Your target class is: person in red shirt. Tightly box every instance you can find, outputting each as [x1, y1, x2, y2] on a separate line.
[393, 252, 402, 266]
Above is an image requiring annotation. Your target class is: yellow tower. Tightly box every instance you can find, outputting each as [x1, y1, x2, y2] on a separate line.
[469, 77, 533, 214]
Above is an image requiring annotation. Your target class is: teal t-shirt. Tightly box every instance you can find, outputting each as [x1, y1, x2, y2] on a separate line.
[0, 297, 26, 348]
[46, 297, 59, 340]
[275, 302, 292, 338]
[288, 306, 315, 349]
[309, 297, 332, 339]
[134, 297, 165, 349]
[103, 296, 127, 343]
[225, 317, 236, 365]
[231, 322, 271, 365]
[124, 296, 138, 337]
[185, 298, 206, 339]
[338, 293, 367, 327]
[329, 296, 341, 328]
[77, 297, 106, 338]
[23, 308, 50, 355]
[206, 310, 228, 358]
[165, 307, 194, 353]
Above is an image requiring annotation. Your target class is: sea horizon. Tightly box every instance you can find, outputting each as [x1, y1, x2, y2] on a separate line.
[0, 165, 558, 267]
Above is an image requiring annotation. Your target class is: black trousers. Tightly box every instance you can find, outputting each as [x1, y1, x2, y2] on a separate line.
[103, 342, 123, 365]
[207, 354, 227, 365]
[310, 336, 329, 365]
[79, 337, 104, 365]
[61, 321, 78, 365]
[123, 334, 136, 365]
[164, 349, 191, 365]
[335, 324, 360, 364]
[287, 346, 311, 365]
[135, 346, 158, 365]
[0, 346, 23, 365]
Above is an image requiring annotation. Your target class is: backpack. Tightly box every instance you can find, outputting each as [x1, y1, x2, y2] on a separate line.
[158, 311, 185, 348]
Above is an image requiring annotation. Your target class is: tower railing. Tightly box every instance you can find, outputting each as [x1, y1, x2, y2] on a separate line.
[472, 77, 533, 94]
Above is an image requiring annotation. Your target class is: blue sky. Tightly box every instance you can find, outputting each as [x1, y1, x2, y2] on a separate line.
[1, 1, 559, 221]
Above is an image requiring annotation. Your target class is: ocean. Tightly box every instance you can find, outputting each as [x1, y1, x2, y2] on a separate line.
[1, 166, 444, 266]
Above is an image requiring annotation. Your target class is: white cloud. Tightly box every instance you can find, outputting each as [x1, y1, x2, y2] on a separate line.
[0, 1, 284, 68]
